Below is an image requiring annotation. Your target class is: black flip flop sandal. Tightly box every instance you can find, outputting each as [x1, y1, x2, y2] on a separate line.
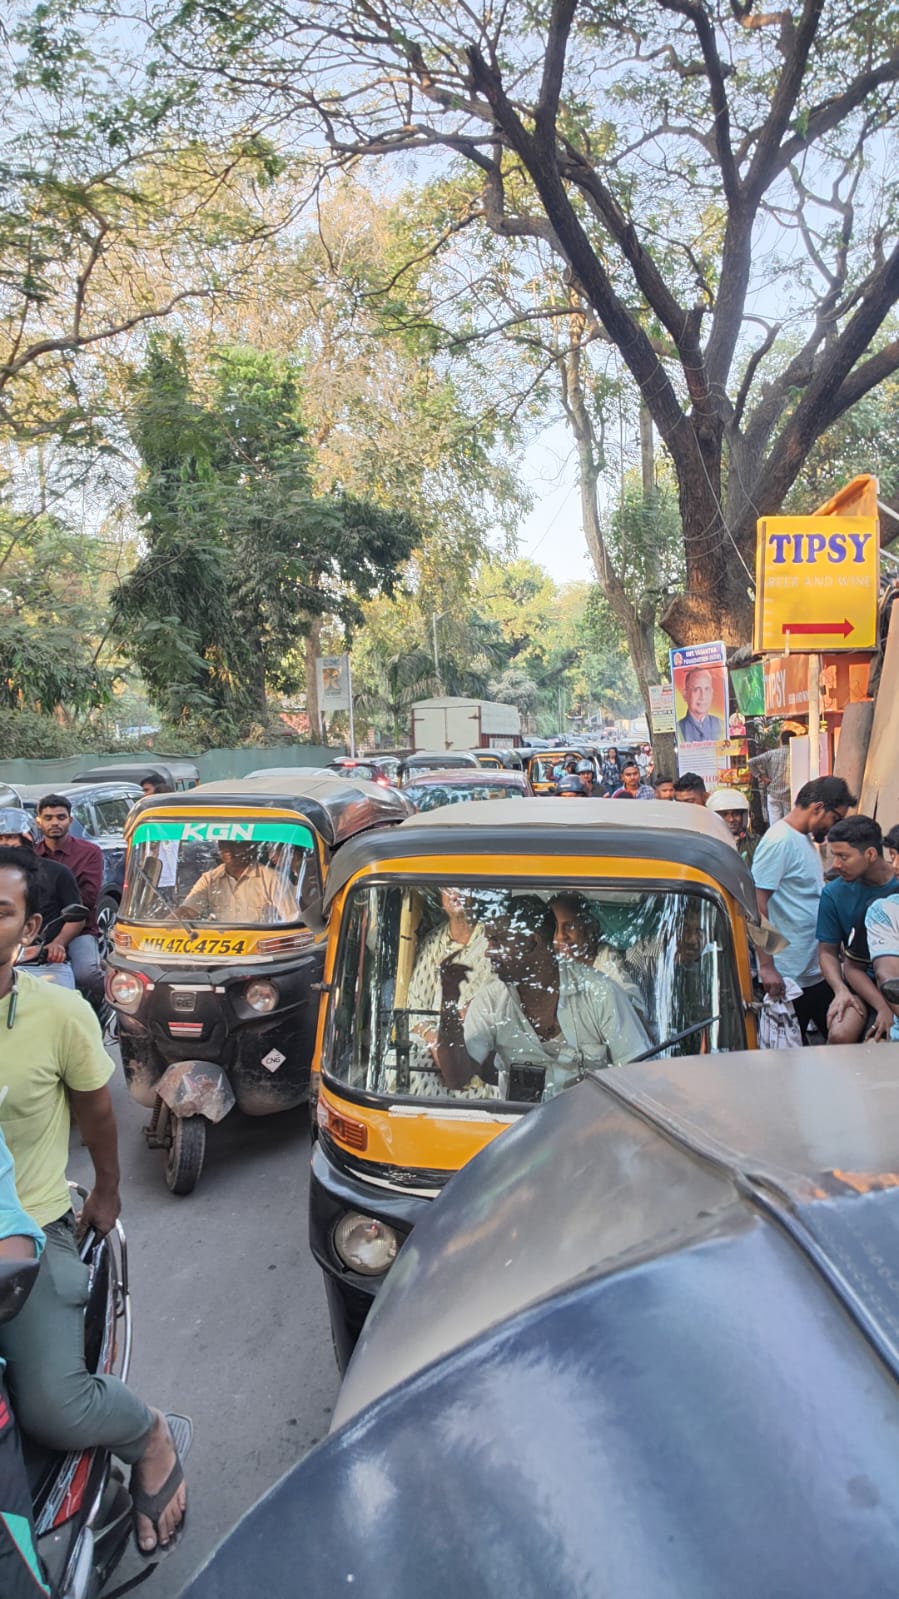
[131, 1412, 193, 1559]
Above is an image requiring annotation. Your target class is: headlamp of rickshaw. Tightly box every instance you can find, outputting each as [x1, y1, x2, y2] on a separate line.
[245, 979, 278, 1014]
[108, 969, 147, 1014]
[334, 1212, 399, 1276]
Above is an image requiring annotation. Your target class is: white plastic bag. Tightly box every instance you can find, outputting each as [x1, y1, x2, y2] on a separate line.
[758, 977, 803, 1050]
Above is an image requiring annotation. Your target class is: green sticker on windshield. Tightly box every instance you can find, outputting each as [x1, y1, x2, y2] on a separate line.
[133, 820, 315, 847]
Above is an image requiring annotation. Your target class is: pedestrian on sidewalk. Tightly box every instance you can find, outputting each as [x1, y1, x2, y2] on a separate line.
[751, 776, 855, 1042]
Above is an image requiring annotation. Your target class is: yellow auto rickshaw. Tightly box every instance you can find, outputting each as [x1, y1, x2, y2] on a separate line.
[107, 773, 411, 1193]
[308, 798, 764, 1366]
[526, 747, 601, 793]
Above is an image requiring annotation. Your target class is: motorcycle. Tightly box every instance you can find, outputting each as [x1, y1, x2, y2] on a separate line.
[26, 1190, 137, 1598]
[3, 1181, 188, 1598]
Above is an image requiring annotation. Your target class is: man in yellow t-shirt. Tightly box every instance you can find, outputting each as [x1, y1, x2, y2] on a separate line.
[0, 848, 188, 1555]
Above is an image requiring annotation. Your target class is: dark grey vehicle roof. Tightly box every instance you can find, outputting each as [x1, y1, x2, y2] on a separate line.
[322, 796, 756, 918]
[335, 1040, 899, 1427]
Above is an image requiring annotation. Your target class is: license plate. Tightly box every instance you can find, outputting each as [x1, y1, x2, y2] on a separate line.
[138, 934, 250, 957]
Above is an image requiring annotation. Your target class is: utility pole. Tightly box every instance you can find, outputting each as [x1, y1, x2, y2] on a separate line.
[431, 613, 443, 695]
[639, 403, 655, 499]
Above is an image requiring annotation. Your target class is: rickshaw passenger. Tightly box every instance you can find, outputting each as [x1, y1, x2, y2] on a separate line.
[434, 896, 649, 1099]
[405, 890, 493, 1066]
[549, 893, 646, 1017]
[180, 842, 296, 923]
[385, 891, 500, 1100]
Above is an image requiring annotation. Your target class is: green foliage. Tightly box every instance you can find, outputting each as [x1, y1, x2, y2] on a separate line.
[0, 513, 113, 713]
[114, 337, 418, 736]
[786, 374, 899, 509]
[0, 707, 82, 758]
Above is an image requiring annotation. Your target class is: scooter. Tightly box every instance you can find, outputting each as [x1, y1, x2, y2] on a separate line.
[25, 1190, 137, 1599]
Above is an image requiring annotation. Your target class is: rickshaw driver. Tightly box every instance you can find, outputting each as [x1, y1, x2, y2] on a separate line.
[434, 896, 649, 1099]
[179, 841, 297, 924]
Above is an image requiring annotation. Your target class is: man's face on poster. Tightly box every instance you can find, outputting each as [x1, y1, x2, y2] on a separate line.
[685, 670, 714, 719]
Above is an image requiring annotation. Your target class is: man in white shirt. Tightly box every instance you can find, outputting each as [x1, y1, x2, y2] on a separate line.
[433, 896, 649, 1099]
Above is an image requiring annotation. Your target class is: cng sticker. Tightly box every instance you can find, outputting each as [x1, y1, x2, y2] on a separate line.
[754, 514, 878, 653]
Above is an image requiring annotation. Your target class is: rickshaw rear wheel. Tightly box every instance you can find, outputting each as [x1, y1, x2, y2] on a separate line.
[164, 1112, 206, 1196]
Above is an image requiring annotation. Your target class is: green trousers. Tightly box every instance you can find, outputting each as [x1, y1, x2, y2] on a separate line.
[0, 1214, 152, 1464]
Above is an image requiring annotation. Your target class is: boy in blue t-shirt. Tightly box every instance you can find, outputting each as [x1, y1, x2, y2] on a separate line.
[817, 815, 899, 1042]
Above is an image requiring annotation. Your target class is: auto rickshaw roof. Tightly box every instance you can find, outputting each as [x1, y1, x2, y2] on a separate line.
[322, 796, 757, 918]
[184, 1044, 899, 1599]
[126, 772, 412, 847]
[73, 759, 200, 785]
[335, 1042, 899, 1428]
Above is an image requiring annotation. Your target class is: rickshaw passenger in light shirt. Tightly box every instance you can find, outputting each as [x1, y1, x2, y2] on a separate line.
[434, 896, 649, 1100]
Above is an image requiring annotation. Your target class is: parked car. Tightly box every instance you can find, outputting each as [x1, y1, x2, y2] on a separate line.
[402, 767, 532, 812]
[327, 756, 400, 787]
[17, 780, 142, 956]
[186, 1042, 899, 1598]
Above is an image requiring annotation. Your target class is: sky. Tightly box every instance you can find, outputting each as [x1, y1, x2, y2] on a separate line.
[514, 423, 596, 585]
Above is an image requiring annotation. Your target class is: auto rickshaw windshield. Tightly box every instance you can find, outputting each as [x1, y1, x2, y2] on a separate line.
[326, 881, 745, 1107]
[121, 816, 320, 926]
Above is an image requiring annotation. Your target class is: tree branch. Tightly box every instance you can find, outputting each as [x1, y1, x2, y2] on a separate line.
[654, 0, 740, 205]
[464, 44, 692, 468]
[534, 0, 577, 154]
[760, 239, 899, 507]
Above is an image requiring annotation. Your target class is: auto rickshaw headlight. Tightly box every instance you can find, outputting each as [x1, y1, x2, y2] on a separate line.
[108, 970, 146, 1013]
[245, 979, 278, 1014]
[333, 1213, 399, 1276]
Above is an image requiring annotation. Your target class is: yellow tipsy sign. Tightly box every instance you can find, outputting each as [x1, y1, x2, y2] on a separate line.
[754, 515, 878, 653]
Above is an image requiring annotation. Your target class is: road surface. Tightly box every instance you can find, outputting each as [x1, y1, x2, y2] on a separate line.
[67, 1050, 340, 1595]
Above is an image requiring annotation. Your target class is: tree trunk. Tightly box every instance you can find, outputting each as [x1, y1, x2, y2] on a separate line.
[661, 445, 755, 647]
[304, 616, 323, 741]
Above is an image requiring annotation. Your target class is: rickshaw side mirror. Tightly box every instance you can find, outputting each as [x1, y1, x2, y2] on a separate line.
[747, 918, 789, 956]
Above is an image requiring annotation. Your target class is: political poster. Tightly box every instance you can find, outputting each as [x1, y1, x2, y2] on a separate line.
[669, 641, 730, 747]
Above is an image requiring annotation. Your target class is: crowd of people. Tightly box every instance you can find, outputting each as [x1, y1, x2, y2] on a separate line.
[751, 776, 899, 1048]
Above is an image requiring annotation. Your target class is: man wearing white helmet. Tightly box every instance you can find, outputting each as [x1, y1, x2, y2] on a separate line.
[706, 789, 756, 867]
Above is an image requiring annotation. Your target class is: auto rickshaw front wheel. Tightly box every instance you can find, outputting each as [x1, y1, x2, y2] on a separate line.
[152, 1098, 207, 1195]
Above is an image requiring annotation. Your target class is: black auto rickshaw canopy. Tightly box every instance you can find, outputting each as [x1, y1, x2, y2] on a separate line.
[128, 772, 412, 850]
[322, 796, 759, 920]
[75, 759, 200, 790]
[183, 1042, 899, 1599]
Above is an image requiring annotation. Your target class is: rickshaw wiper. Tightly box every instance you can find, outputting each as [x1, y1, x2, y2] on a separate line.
[631, 1015, 720, 1063]
[133, 863, 198, 942]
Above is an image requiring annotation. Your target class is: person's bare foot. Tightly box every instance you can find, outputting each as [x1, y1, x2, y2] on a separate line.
[133, 1410, 188, 1552]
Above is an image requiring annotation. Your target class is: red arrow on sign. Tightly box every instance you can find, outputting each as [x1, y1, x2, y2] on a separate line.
[782, 619, 854, 638]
